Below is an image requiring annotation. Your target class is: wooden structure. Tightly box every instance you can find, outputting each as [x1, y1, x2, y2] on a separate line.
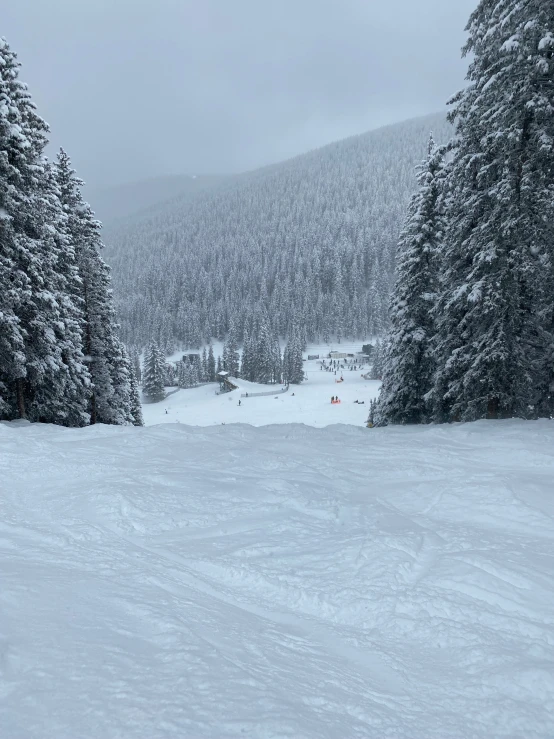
[216, 371, 238, 394]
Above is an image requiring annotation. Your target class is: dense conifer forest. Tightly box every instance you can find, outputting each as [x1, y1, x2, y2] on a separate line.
[0, 39, 142, 426]
[102, 113, 452, 353]
[376, 0, 554, 424]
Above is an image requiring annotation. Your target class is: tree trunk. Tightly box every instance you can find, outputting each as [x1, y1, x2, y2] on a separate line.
[487, 397, 499, 420]
[16, 378, 26, 419]
[83, 280, 96, 425]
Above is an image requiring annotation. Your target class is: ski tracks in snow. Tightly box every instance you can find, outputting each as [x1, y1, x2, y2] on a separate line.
[0, 419, 554, 737]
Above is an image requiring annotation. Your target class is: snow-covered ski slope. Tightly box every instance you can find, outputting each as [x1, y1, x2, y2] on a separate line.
[143, 344, 380, 427]
[1, 419, 554, 738]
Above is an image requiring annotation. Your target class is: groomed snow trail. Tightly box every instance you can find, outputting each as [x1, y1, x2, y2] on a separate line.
[1, 419, 554, 738]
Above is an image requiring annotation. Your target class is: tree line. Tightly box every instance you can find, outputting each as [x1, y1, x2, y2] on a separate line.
[142, 317, 305, 401]
[375, 1, 554, 426]
[104, 113, 452, 353]
[0, 38, 142, 426]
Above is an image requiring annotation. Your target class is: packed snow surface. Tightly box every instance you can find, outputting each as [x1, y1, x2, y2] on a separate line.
[143, 345, 380, 427]
[1, 419, 554, 738]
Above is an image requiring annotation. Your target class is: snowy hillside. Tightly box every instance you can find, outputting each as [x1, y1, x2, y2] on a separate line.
[2, 419, 553, 738]
[104, 113, 451, 349]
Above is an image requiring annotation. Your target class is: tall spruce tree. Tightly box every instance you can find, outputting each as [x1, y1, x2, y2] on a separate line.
[367, 398, 378, 428]
[23, 158, 91, 426]
[240, 329, 256, 382]
[272, 337, 282, 384]
[283, 326, 304, 384]
[130, 347, 142, 384]
[254, 312, 275, 384]
[201, 346, 208, 382]
[222, 326, 240, 377]
[374, 137, 445, 425]
[0, 39, 26, 417]
[207, 344, 216, 382]
[55, 149, 139, 424]
[143, 342, 166, 402]
[128, 363, 144, 426]
[177, 360, 186, 389]
[0, 38, 56, 419]
[431, 0, 554, 422]
[0, 38, 92, 425]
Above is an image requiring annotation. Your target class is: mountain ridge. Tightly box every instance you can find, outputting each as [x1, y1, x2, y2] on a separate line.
[103, 111, 451, 350]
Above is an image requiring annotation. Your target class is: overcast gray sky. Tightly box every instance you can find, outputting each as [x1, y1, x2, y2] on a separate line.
[4, 0, 476, 187]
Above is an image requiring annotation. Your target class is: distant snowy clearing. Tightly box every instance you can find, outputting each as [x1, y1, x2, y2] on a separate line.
[1, 419, 554, 738]
[144, 345, 380, 427]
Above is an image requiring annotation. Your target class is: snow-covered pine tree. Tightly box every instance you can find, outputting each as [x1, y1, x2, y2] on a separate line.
[431, 0, 554, 422]
[223, 323, 240, 377]
[109, 343, 144, 425]
[0, 38, 82, 422]
[190, 353, 202, 381]
[55, 149, 138, 424]
[207, 344, 216, 382]
[143, 342, 165, 402]
[272, 337, 282, 384]
[191, 362, 200, 386]
[0, 39, 96, 425]
[374, 137, 445, 426]
[240, 328, 249, 380]
[515, 6, 554, 418]
[283, 327, 304, 384]
[253, 311, 275, 384]
[130, 347, 142, 384]
[26, 161, 92, 426]
[0, 39, 28, 418]
[201, 346, 208, 382]
[163, 362, 176, 387]
[128, 363, 144, 426]
[367, 398, 378, 427]
[299, 324, 307, 352]
[240, 329, 255, 382]
[182, 361, 198, 387]
[181, 362, 193, 389]
[282, 338, 292, 385]
[370, 340, 384, 380]
[177, 360, 186, 388]
[216, 355, 223, 375]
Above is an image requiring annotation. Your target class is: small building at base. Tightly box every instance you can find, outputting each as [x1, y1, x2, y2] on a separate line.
[329, 351, 355, 359]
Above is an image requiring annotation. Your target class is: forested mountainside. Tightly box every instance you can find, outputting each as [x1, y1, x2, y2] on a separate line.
[85, 174, 227, 226]
[104, 113, 451, 352]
